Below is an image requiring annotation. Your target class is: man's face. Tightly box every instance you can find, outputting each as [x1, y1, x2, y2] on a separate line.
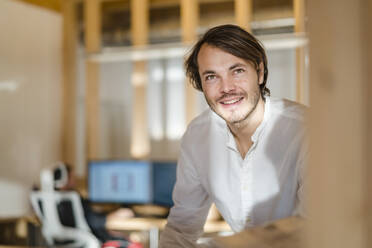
[197, 44, 264, 125]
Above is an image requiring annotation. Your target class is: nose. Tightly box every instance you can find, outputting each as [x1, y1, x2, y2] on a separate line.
[220, 75, 235, 93]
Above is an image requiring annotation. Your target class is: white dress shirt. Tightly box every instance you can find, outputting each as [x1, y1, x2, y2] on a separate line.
[159, 97, 307, 248]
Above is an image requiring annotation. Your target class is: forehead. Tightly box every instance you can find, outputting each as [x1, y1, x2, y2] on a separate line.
[197, 44, 251, 71]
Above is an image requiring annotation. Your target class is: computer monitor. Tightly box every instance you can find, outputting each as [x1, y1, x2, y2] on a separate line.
[88, 160, 177, 207]
[152, 161, 177, 207]
[88, 160, 152, 204]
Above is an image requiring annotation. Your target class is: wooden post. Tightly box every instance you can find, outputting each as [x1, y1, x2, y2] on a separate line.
[181, 0, 199, 124]
[61, 0, 78, 167]
[84, 0, 101, 160]
[306, 0, 371, 247]
[130, 0, 150, 158]
[235, 0, 253, 31]
[294, 0, 306, 104]
[365, 1, 372, 243]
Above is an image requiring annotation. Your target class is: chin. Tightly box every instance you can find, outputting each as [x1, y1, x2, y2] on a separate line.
[218, 109, 250, 124]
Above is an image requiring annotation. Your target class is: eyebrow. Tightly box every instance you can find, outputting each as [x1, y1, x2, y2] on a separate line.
[229, 63, 247, 71]
[200, 63, 247, 76]
[201, 70, 216, 76]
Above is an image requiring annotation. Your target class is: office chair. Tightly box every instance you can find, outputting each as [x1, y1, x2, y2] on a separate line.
[53, 161, 69, 189]
[30, 190, 101, 248]
[30, 167, 101, 248]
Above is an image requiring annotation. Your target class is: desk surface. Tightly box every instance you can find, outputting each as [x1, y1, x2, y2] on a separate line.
[212, 216, 304, 248]
[106, 217, 231, 233]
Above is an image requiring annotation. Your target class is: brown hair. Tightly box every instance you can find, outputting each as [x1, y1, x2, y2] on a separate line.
[185, 24, 270, 97]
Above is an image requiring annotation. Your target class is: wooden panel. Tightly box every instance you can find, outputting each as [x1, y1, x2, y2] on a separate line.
[234, 0, 252, 31]
[306, 0, 371, 247]
[84, 0, 101, 160]
[363, 0, 372, 244]
[61, 0, 78, 167]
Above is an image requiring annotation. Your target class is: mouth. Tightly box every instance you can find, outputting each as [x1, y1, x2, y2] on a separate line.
[219, 96, 244, 106]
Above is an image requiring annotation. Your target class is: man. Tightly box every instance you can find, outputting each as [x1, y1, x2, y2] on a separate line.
[159, 24, 307, 247]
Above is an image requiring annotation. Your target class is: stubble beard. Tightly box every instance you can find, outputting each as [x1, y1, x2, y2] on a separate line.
[206, 87, 261, 129]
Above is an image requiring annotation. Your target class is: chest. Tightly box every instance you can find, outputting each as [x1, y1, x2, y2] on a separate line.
[198, 141, 298, 201]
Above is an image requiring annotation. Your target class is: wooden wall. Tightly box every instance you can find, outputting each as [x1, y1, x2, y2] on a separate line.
[306, 0, 372, 247]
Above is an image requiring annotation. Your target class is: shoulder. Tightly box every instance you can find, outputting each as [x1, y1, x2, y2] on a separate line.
[185, 109, 224, 135]
[180, 108, 225, 149]
[269, 97, 307, 123]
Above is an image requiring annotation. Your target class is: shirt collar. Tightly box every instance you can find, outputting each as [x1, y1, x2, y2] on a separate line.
[225, 96, 271, 151]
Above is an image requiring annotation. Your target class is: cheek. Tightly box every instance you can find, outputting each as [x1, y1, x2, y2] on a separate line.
[203, 90, 215, 102]
[202, 84, 217, 98]
[237, 76, 260, 91]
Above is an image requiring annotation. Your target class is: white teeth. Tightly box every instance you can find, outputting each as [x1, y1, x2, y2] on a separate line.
[222, 98, 240, 104]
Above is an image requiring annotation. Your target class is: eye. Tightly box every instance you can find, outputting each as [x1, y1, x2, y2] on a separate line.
[233, 68, 245, 74]
[205, 74, 216, 81]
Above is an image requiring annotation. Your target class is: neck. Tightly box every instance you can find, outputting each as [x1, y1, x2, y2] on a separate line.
[228, 96, 266, 157]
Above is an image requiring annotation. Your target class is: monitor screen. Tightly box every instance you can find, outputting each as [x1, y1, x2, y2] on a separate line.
[153, 161, 177, 207]
[89, 160, 152, 204]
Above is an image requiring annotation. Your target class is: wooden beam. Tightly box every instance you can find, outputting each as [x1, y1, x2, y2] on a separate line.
[234, 0, 253, 31]
[84, 0, 101, 160]
[85, 62, 100, 160]
[85, 0, 101, 52]
[17, 0, 61, 12]
[181, 0, 198, 43]
[61, 0, 78, 168]
[294, 0, 305, 32]
[307, 0, 371, 247]
[294, 0, 306, 103]
[130, 0, 150, 158]
[181, 0, 199, 124]
[131, 0, 149, 46]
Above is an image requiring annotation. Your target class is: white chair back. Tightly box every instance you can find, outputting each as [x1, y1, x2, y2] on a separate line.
[30, 190, 100, 248]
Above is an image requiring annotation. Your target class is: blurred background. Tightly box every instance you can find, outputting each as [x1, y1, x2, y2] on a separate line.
[0, 0, 371, 247]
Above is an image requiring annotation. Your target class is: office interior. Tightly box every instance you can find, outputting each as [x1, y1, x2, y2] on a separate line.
[0, 0, 371, 247]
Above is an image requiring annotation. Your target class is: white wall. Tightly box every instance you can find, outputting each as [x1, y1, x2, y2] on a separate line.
[266, 48, 297, 101]
[0, 0, 62, 217]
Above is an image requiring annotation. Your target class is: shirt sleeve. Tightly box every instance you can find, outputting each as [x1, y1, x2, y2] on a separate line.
[159, 141, 212, 248]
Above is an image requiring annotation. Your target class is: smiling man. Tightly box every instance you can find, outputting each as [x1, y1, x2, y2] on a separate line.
[159, 24, 307, 247]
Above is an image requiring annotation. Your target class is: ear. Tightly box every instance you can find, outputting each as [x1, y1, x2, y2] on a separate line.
[258, 62, 264, 85]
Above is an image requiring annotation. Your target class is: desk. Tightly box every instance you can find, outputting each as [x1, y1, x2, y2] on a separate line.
[106, 217, 231, 248]
[107, 217, 166, 231]
[107, 217, 230, 233]
[212, 216, 304, 248]
[0, 215, 41, 246]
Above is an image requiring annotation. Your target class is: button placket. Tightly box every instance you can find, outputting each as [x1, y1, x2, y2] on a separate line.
[241, 153, 254, 227]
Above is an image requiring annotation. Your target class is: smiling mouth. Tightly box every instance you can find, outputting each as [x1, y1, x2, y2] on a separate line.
[220, 97, 244, 105]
